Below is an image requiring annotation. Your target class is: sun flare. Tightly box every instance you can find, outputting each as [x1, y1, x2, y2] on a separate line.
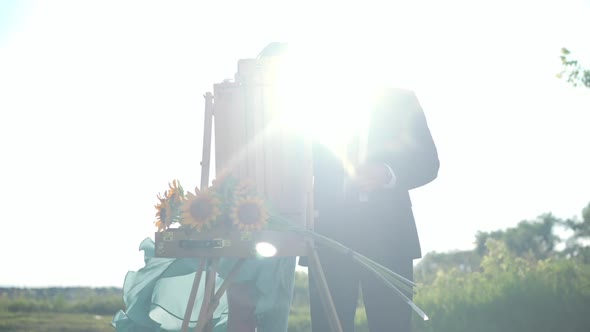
[268, 44, 384, 169]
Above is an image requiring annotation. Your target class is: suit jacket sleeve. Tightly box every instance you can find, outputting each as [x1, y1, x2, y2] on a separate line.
[372, 89, 439, 191]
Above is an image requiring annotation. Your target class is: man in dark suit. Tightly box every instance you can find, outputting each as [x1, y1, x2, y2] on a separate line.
[308, 87, 439, 332]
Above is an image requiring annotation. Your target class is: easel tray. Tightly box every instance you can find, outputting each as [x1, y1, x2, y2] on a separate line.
[154, 228, 306, 258]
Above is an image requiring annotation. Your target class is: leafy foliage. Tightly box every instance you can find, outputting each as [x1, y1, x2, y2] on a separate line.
[557, 48, 590, 88]
[561, 202, 590, 263]
[413, 240, 590, 332]
[412, 203, 590, 331]
[414, 250, 481, 285]
[475, 214, 560, 260]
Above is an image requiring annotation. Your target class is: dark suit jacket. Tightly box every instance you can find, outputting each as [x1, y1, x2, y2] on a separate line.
[310, 88, 439, 261]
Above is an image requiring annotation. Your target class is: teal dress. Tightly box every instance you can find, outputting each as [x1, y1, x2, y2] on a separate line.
[111, 238, 296, 332]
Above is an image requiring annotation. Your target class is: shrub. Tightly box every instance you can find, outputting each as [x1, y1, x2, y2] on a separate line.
[413, 240, 590, 332]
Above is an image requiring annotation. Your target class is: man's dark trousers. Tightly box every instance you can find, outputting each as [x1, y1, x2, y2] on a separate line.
[308, 193, 416, 332]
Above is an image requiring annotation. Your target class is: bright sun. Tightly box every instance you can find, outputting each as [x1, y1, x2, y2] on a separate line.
[269, 44, 387, 167]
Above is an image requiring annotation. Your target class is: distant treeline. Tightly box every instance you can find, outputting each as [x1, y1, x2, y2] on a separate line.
[0, 287, 123, 316]
[0, 287, 121, 300]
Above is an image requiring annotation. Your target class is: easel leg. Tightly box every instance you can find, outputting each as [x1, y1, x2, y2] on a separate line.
[308, 244, 343, 332]
[182, 260, 207, 332]
[195, 258, 219, 332]
[208, 259, 246, 319]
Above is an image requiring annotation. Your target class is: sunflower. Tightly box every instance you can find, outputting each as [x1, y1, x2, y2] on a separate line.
[181, 190, 221, 231]
[154, 196, 171, 231]
[154, 180, 185, 231]
[166, 180, 184, 202]
[230, 196, 269, 232]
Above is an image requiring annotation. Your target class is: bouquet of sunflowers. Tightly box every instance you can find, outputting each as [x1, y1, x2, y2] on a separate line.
[153, 176, 428, 320]
[155, 176, 271, 234]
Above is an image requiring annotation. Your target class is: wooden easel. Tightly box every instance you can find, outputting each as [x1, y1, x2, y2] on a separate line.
[154, 91, 343, 332]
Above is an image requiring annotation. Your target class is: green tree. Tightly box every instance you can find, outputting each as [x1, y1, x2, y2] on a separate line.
[475, 214, 560, 260]
[562, 202, 590, 263]
[557, 48, 590, 88]
[414, 250, 481, 285]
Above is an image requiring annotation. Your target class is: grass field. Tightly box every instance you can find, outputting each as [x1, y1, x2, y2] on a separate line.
[0, 312, 114, 332]
[0, 308, 365, 332]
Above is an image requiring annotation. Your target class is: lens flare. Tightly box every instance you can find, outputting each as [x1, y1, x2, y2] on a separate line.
[255, 242, 278, 257]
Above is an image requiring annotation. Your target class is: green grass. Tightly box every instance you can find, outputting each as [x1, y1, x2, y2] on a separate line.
[0, 312, 114, 332]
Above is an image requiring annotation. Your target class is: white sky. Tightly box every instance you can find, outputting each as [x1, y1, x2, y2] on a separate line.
[1, 0, 589, 287]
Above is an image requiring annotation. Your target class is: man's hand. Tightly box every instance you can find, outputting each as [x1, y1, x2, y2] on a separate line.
[352, 163, 394, 192]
